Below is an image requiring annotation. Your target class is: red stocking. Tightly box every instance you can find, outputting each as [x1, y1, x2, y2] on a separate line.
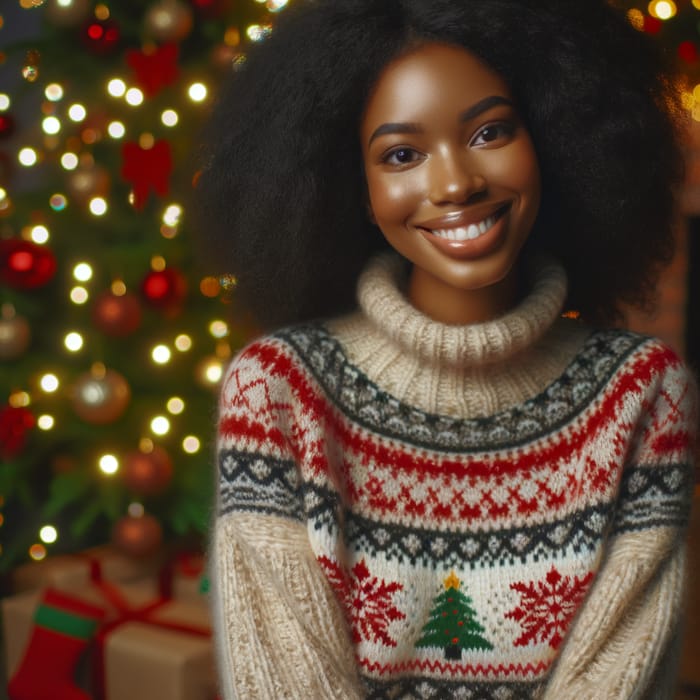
[8, 588, 104, 700]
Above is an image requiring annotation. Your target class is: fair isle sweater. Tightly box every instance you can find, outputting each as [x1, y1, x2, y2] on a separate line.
[211, 255, 697, 700]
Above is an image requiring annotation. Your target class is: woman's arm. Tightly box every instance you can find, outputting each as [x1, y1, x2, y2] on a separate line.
[543, 526, 686, 700]
[545, 343, 697, 700]
[210, 342, 364, 699]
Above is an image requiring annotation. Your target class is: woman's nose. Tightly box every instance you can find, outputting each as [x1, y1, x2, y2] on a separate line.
[428, 150, 486, 204]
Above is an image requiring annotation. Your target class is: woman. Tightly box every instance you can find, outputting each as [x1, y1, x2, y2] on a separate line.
[196, 1, 697, 697]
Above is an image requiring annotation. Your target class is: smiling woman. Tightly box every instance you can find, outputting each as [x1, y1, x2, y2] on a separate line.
[361, 43, 541, 324]
[194, 2, 698, 699]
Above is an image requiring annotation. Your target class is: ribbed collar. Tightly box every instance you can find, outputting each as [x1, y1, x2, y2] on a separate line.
[356, 254, 568, 369]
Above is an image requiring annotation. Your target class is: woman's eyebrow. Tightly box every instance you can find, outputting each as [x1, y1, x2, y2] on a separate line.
[367, 95, 514, 147]
[368, 121, 421, 146]
[460, 95, 513, 122]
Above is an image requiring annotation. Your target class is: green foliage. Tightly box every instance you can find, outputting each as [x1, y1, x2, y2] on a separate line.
[0, 0, 280, 572]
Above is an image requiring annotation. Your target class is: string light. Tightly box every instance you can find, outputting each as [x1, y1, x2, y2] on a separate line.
[0, 94, 10, 111]
[107, 78, 127, 97]
[267, 0, 288, 11]
[187, 82, 207, 102]
[108, 121, 126, 138]
[89, 197, 108, 215]
[209, 320, 229, 338]
[67, 104, 86, 122]
[125, 88, 144, 106]
[167, 397, 185, 414]
[37, 415, 55, 430]
[70, 286, 89, 304]
[61, 152, 79, 170]
[29, 544, 47, 561]
[183, 436, 200, 453]
[202, 358, 223, 384]
[99, 454, 119, 475]
[161, 109, 178, 127]
[30, 225, 50, 244]
[39, 373, 59, 393]
[246, 24, 272, 42]
[18, 148, 38, 167]
[42, 116, 61, 135]
[39, 525, 58, 544]
[150, 415, 170, 436]
[152, 344, 171, 364]
[73, 262, 93, 281]
[175, 334, 192, 351]
[162, 204, 182, 226]
[64, 332, 84, 352]
[50, 193, 68, 211]
[648, 0, 676, 20]
[45, 83, 64, 101]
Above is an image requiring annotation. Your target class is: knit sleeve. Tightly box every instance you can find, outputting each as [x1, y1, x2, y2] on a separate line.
[209, 342, 364, 700]
[543, 344, 698, 700]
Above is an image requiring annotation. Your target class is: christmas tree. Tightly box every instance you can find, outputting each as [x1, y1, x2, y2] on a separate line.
[0, 0, 288, 574]
[416, 571, 493, 661]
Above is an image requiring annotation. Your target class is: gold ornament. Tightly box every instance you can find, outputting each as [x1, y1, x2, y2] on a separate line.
[144, 0, 193, 43]
[66, 163, 110, 206]
[0, 314, 30, 360]
[71, 366, 131, 424]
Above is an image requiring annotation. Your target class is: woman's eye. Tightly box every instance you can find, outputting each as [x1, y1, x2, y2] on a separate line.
[383, 147, 420, 165]
[471, 122, 516, 146]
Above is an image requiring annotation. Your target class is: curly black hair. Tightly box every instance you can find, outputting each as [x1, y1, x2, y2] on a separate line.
[194, 0, 686, 329]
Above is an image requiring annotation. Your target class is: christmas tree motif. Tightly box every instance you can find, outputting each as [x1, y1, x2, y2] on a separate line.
[415, 571, 493, 660]
[505, 565, 594, 649]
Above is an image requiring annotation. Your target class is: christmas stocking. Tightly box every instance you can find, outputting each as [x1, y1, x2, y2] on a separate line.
[8, 587, 104, 700]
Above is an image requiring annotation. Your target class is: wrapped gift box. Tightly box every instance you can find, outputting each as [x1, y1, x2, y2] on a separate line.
[11, 545, 165, 594]
[3, 576, 217, 700]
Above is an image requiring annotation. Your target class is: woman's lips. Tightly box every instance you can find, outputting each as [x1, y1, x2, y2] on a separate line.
[415, 204, 511, 260]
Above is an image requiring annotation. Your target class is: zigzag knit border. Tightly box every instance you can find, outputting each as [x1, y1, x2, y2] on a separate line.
[276, 325, 648, 451]
[218, 449, 690, 562]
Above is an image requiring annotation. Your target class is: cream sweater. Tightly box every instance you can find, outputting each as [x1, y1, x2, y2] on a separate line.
[211, 255, 697, 699]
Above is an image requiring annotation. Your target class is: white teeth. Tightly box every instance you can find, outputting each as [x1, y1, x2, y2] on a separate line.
[431, 214, 497, 242]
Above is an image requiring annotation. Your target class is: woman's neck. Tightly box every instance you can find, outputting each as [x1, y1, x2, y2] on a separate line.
[408, 264, 520, 325]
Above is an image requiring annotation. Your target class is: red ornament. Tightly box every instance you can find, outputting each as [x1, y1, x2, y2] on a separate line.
[679, 41, 699, 64]
[122, 446, 173, 496]
[112, 513, 163, 557]
[121, 139, 172, 210]
[0, 405, 35, 458]
[642, 16, 662, 35]
[92, 290, 142, 336]
[0, 113, 15, 139]
[126, 43, 180, 97]
[141, 268, 187, 309]
[0, 240, 57, 289]
[82, 18, 121, 54]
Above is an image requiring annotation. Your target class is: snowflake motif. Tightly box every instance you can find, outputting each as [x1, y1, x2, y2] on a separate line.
[317, 556, 405, 647]
[505, 565, 594, 649]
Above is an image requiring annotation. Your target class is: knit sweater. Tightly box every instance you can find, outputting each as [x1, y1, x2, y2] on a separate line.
[210, 255, 697, 700]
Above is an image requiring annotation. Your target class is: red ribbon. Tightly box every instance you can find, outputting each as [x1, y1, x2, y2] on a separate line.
[86, 556, 210, 700]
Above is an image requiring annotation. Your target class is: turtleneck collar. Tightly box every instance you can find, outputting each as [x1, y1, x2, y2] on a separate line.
[326, 254, 590, 418]
[357, 253, 568, 369]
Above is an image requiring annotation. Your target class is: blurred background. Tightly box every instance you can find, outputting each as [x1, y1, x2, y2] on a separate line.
[0, 0, 698, 699]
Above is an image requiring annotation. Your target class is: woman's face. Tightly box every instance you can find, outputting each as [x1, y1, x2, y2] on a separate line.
[361, 42, 541, 322]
